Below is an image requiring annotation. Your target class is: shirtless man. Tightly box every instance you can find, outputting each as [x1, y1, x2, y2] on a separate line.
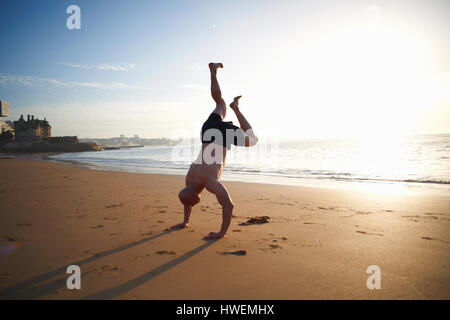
[170, 62, 258, 239]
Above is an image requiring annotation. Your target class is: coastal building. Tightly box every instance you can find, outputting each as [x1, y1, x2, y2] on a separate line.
[0, 101, 10, 117]
[1, 109, 102, 152]
[13, 114, 52, 142]
[0, 101, 12, 134]
[0, 120, 14, 133]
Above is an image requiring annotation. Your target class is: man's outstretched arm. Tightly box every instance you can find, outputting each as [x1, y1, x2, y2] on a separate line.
[204, 180, 234, 240]
[230, 96, 258, 147]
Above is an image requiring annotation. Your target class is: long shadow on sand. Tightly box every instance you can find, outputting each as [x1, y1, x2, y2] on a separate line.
[0, 230, 173, 299]
[82, 240, 217, 299]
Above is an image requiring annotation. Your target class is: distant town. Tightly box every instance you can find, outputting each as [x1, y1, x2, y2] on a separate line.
[0, 100, 181, 153]
[79, 135, 181, 149]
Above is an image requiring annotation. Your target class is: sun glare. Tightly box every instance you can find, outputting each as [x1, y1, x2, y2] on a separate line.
[263, 10, 447, 140]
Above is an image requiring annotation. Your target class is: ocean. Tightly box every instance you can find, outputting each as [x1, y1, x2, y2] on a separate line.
[49, 134, 450, 194]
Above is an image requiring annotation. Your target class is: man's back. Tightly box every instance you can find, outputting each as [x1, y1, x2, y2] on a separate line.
[188, 144, 227, 184]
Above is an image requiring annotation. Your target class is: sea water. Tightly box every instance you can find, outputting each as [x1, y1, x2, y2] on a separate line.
[50, 134, 450, 194]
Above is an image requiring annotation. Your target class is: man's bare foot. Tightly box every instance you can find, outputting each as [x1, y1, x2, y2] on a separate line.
[170, 222, 189, 230]
[209, 62, 223, 72]
[203, 231, 225, 240]
[230, 96, 242, 111]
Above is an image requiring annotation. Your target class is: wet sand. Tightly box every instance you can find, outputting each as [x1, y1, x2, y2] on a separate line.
[0, 158, 449, 299]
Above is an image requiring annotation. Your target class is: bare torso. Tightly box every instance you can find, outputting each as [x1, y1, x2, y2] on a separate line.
[185, 144, 227, 191]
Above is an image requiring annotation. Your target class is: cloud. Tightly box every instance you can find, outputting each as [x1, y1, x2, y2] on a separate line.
[185, 63, 204, 73]
[0, 74, 70, 87]
[58, 62, 136, 71]
[68, 81, 143, 90]
[177, 84, 208, 91]
[0, 73, 143, 90]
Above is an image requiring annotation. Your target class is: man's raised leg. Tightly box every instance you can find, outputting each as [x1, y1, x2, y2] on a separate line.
[209, 62, 226, 119]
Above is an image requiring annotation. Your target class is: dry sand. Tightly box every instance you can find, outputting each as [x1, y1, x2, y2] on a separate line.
[0, 158, 449, 299]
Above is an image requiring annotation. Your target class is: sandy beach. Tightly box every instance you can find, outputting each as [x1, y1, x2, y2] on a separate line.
[0, 158, 449, 300]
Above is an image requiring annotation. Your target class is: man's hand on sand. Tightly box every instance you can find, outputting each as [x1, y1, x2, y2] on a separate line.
[204, 231, 225, 240]
[170, 222, 189, 230]
[230, 96, 242, 112]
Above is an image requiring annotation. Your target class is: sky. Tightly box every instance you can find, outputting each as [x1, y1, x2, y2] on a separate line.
[0, 0, 449, 139]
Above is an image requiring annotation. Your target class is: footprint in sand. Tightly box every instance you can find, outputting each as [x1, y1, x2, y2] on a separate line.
[97, 265, 123, 275]
[354, 210, 373, 215]
[105, 204, 124, 209]
[304, 222, 326, 226]
[156, 250, 176, 255]
[271, 201, 294, 206]
[421, 237, 450, 244]
[269, 244, 282, 249]
[90, 224, 104, 229]
[106, 233, 119, 238]
[218, 250, 247, 256]
[357, 230, 383, 236]
[403, 215, 438, 220]
[134, 254, 150, 261]
[318, 206, 336, 210]
[104, 216, 118, 221]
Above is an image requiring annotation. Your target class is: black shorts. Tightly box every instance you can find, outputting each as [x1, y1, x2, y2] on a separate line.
[201, 113, 246, 149]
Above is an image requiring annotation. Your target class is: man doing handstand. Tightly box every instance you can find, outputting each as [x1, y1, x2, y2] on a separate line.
[170, 62, 258, 239]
